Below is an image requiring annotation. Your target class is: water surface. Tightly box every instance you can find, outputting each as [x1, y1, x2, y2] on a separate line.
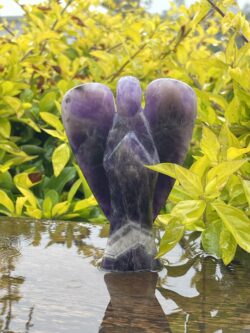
[0, 218, 249, 333]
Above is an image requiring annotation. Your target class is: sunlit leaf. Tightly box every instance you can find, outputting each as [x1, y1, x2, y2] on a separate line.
[202, 220, 222, 258]
[220, 227, 237, 265]
[52, 143, 71, 177]
[68, 179, 82, 202]
[0, 189, 14, 213]
[40, 112, 64, 132]
[52, 201, 70, 218]
[156, 221, 185, 258]
[74, 196, 97, 212]
[212, 202, 250, 253]
[0, 119, 11, 138]
[242, 180, 250, 207]
[227, 145, 250, 160]
[171, 200, 206, 230]
[147, 163, 203, 199]
[200, 127, 220, 163]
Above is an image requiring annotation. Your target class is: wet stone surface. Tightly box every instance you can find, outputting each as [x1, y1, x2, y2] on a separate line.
[0, 217, 249, 333]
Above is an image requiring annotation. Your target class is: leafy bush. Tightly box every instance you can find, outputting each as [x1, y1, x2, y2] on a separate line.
[0, 0, 249, 264]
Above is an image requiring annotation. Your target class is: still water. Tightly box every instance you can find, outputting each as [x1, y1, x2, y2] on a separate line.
[0, 218, 249, 333]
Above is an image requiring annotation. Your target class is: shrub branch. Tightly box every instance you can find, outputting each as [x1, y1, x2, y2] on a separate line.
[207, 0, 249, 43]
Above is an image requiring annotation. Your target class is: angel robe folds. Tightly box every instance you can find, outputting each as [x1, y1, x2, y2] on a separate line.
[62, 76, 196, 271]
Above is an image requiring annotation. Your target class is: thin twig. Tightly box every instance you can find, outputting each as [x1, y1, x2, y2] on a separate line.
[2, 24, 15, 37]
[161, 9, 213, 60]
[51, 0, 74, 30]
[207, 0, 249, 43]
[106, 42, 123, 52]
[207, 0, 225, 17]
[40, 0, 74, 54]
[107, 42, 148, 82]
[107, 30, 157, 82]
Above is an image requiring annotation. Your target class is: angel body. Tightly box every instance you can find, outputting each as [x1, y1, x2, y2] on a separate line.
[62, 76, 196, 271]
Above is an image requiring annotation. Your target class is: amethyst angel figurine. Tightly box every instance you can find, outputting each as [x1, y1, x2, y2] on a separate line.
[62, 76, 196, 271]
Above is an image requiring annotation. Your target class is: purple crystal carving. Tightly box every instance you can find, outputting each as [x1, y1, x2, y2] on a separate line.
[62, 76, 196, 271]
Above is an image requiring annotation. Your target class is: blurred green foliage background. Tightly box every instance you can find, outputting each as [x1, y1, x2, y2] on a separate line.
[0, 0, 249, 264]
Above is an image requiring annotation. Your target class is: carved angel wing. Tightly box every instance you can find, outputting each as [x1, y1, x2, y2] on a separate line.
[144, 79, 197, 219]
[62, 83, 115, 217]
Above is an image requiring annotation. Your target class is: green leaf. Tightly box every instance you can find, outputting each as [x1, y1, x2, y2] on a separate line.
[220, 227, 237, 265]
[169, 185, 192, 203]
[157, 220, 185, 258]
[25, 206, 42, 219]
[219, 124, 240, 149]
[212, 202, 250, 253]
[52, 201, 70, 218]
[14, 173, 34, 189]
[0, 172, 13, 190]
[227, 145, 250, 160]
[201, 220, 222, 258]
[0, 119, 11, 138]
[171, 200, 206, 230]
[74, 163, 92, 198]
[45, 167, 76, 194]
[205, 160, 247, 198]
[15, 197, 27, 216]
[40, 112, 64, 132]
[42, 190, 59, 218]
[225, 33, 237, 65]
[73, 196, 97, 212]
[52, 143, 71, 177]
[190, 155, 210, 178]
[157, 214, 175, 226]
[39, 92, 56, 111]
[200, 127, 220, 163]
[0, 189, 14, 213]
[147, 163, 203, 199]
[0, 141, 27, 156]
[242, 180, 250, 207]
[68, 178, 82, 202]
[229, 67, 250, 91]
[225, 97, 240, 123]
[43, 129, 67, 141]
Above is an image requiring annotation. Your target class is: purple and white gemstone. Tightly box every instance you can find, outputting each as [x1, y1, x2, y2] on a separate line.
[62, 76, 196, 271]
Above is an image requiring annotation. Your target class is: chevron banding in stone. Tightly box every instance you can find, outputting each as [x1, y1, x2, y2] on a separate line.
[104, 222, 156, 259]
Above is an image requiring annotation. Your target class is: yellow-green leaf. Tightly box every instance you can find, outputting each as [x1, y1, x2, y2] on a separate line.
[156, 221, 185, 258]
[200, 127, 220, 163]
[219, 227, 237, 265]
[40, 112, 64, 132]
[0, 190, 14, 213]
[202, 220, 222, 258]
[147, 163, 203, 199]
[242, 180, 250, 207]
[0, 119, 11, 138]
[15, 197, 27, 216]
[171, 200, 206, 230]
[25, 206, 42, 219]
[52, 201, 69, 217]
[206, 160, 246, 193]
[43, 129, 66, 141]
[68, 179, 82, 202]
[227, 145, 250, 160]
[212, 202, 250, 253]
[74, 195, 97, 212]
[52, 143, 71, 177]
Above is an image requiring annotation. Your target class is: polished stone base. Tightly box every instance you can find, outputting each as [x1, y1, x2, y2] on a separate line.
[102, 222, 161, 271]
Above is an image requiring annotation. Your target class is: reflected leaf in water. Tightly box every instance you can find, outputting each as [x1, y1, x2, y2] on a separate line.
[158, 255, 250, 332]
[0, 234, 24, 332]
[0, 218, 249, 333]
[100, 272, 171, 333]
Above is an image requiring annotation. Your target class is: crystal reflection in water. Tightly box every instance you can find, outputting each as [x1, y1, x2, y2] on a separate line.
[100, 272, 171, 333]
[0, 218, 249, 333]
